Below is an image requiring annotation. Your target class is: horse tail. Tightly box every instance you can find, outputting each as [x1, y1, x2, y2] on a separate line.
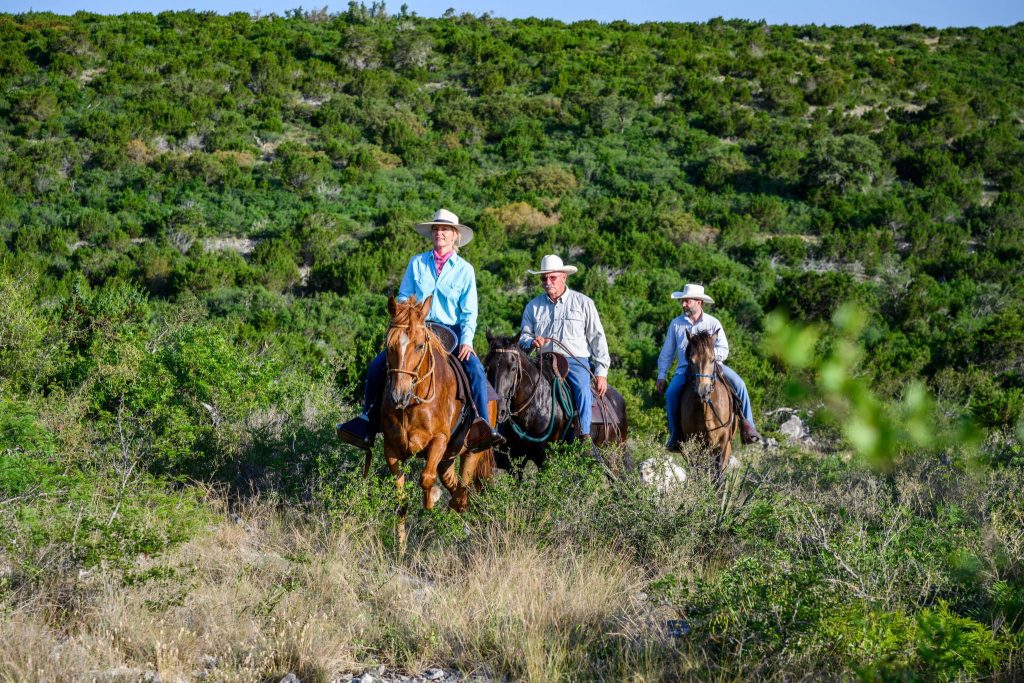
[476, 447, 496, 484]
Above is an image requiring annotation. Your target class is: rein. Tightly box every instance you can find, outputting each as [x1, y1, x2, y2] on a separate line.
[385, 323, 440, 406]
[545, 338, 623, 443]
[689, 366, 733, 430]
[491, 347, 575, 442]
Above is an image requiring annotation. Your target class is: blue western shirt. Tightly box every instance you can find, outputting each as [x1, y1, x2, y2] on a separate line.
[657, 312, 730, 379]
[397, 251, 478, 347]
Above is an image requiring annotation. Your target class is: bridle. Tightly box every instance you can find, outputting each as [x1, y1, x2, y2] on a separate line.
[386, 323, 438, 407]
[489, 347, 541, 420]
[688, 353, 730, 429]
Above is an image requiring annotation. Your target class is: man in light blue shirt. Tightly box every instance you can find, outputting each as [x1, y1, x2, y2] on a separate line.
[336, 209, 502, 453]
[656, 283, 762, 450]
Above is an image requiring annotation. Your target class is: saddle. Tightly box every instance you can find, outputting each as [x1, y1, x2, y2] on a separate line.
[536, 352, 616, 426]
[437, 334, 500, 451]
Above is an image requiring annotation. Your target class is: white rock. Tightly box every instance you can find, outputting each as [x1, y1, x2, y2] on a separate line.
[639, 458, 687, 493]
[780, 415, 805, 441]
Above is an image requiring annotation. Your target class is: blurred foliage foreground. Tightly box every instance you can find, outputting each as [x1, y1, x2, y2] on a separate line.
[2, 7, 1024, 680]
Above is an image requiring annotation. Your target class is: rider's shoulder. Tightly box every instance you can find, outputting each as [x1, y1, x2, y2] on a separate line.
[564, 288, 596, 306]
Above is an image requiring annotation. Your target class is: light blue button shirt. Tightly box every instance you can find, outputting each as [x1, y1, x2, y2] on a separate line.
[398, 251, 478, 347]
[657, 312, 730, 379]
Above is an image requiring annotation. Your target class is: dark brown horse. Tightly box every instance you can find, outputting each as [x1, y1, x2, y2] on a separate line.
[380, 295, 495, 516]
[678, 329, 738, 478]
[484, 334, 628, 471]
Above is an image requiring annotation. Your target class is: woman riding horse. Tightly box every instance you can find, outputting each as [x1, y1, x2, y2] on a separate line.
[337, 208, 504, 455]
[381, 295, 494, 512]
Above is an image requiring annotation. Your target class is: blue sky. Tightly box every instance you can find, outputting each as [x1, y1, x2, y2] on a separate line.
[4, 0, 1022, 27]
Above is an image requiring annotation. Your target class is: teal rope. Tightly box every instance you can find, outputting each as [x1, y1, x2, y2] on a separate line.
[511, 374, 578, 443]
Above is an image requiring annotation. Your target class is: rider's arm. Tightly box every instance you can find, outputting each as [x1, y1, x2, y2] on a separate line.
[456, 264, 478, 347]
[397, 256, 418, 302]
[714, 324, 730, 363]
[518, 303, 537, 351]
[585, 299, 610, 378]
[657, 322, 677, 380]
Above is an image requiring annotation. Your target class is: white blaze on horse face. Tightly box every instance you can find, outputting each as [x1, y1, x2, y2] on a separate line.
[390, 330, 414, 402]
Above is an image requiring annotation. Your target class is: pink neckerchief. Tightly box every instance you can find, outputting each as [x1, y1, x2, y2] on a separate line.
[433, 249, 454, 276]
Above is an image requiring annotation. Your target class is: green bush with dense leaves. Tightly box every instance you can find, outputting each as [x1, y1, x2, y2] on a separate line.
[1, 7, 1023, 679]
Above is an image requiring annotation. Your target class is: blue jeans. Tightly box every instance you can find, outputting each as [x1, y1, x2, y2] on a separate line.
[665, 364, 754, 445]
[563, 356, 594, 437]
[364, 324, 489, 429]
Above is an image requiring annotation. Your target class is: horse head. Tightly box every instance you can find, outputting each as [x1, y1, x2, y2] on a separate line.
[484, 333, 523, 423]
[385, 295, 435, 409]
[685, 329, 718, 402]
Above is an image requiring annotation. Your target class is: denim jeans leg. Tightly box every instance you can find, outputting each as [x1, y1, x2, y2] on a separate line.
[720, 364, 755, 426]
[665, 373, 687, 444]
[565, 358, 593, 436]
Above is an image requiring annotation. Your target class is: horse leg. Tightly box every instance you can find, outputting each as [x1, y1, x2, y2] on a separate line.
[442, 454, 470, 512]
[459, 449, 481, 491]
[459, 445, 494, 494]
[384, 450, 407, 552]
[420, 437, 456, 510]
[722, 435, 734, 478]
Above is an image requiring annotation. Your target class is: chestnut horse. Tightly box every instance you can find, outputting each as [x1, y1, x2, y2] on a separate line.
[678, 329, 738, 478]
[380, 295, 494, 513]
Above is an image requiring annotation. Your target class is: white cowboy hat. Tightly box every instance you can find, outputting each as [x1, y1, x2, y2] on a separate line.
[671, 283, 715, 304]
[527, 254, 578, 275]
[415, 208, 474, 246]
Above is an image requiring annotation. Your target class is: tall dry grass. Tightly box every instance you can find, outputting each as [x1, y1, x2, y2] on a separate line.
[0, 490, 697, 682]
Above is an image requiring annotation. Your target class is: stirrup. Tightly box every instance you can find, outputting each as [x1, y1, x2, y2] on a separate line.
[336, 416, 374, 451]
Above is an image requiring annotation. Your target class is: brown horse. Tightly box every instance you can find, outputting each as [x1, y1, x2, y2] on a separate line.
[379, 295, 494, 514]
[678, 329, 738, 478]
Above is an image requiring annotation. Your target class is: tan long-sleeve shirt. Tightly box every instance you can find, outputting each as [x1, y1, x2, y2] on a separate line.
[518, 288, 611, 377]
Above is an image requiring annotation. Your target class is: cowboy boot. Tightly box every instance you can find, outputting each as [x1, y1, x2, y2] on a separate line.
[466, 417, 504, 453]
[740, 419, 763, 445]
[336, 414, 376, 451]
[576, 433, 601, 459]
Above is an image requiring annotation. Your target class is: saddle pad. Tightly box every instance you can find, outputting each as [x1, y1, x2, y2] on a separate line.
[446, 353, 501, 405]
[590, 392, 615, 425]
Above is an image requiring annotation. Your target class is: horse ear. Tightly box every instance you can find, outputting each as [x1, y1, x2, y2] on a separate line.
[418, 294, 432, 319]
[513, 331, 522, 344]
[685, 329, 692, 342]
[387, 295, 397, 317]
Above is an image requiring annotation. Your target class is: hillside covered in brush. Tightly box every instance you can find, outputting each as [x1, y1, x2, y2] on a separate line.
[2, 7, 1024, 680]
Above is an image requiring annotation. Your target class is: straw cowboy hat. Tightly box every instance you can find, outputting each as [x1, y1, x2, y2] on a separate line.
[671, 283, 715, 304]
[527, 254, 578, 275]
[415, 208, 474, 246]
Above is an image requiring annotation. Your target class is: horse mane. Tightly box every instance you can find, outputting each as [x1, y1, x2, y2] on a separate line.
[484, 334, 525, 361]
[388, 296, 444, 350]
[686, 329, 717, 361]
